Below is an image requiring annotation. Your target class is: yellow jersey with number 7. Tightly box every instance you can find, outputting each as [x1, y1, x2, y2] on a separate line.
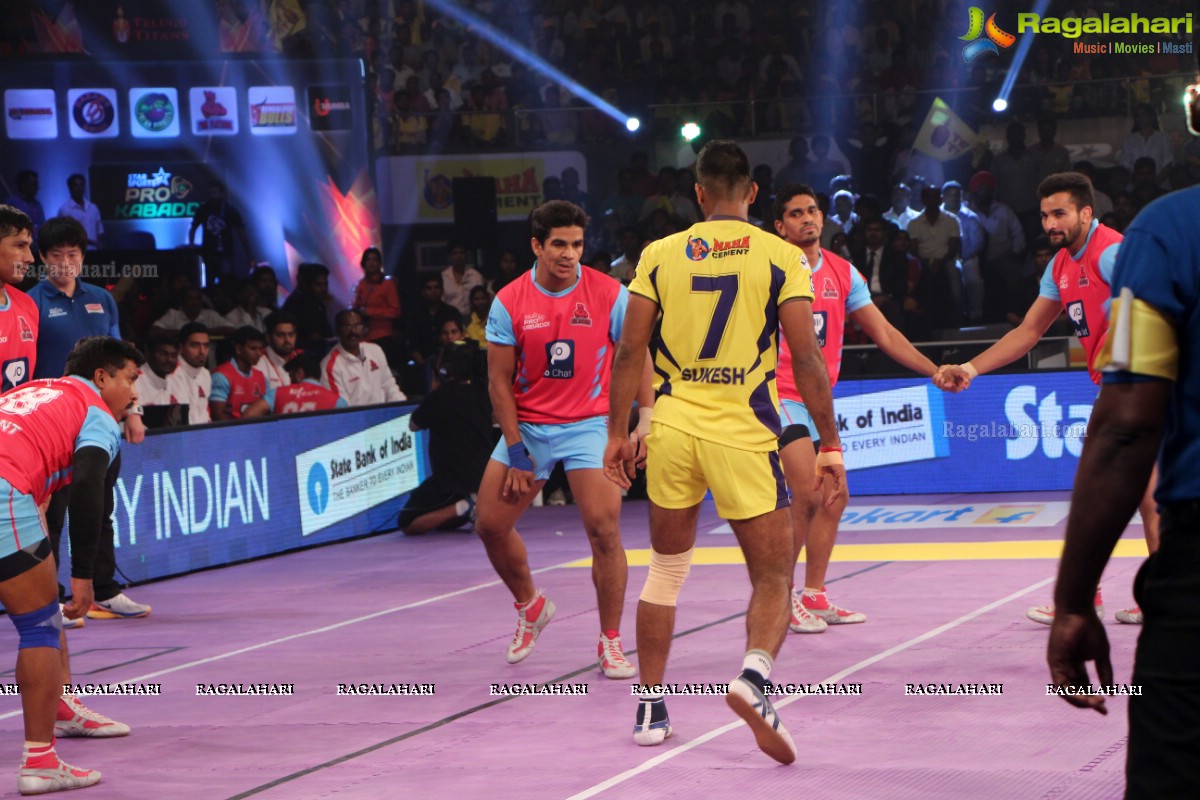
[629, 218, 813, 451]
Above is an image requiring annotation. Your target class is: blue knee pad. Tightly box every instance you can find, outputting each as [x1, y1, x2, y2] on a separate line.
[11, 600, 62, 650]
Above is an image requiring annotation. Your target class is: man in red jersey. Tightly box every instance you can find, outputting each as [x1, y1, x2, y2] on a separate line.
[773, 184, 938, 634]
[0, 205, 38, 393]
[0, 337, 142, 795]
[477, 199, 652, 678]
[936, 172, 1159, 625]
[274, 354, 346, 413]
[210, 326, 273, 421]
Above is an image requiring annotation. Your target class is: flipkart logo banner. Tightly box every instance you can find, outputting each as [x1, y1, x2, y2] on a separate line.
[708, 503, 1073, 534]
[833, 385, 948, 471]
[295, 416, 419, 536]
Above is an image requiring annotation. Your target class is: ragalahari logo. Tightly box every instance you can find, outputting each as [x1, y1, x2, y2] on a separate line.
[960, 7, 1016, 62]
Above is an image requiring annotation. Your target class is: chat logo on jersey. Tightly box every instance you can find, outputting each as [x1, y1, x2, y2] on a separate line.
[959, 7, 1015, 62]
[685, 236, 710, 261]
[813, 310, 828, 348]
[544, 339, 574, 379]
[2, 358, 29, 393]
[1066, 300, 1090, 338]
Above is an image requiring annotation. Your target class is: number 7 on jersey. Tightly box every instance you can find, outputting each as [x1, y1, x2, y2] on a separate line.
[691, 274, 739, 360]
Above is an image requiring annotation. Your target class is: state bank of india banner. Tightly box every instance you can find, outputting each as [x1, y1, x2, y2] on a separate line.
[376, 152, 588, 224]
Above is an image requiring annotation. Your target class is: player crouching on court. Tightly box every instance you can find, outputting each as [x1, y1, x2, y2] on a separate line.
[0, 337, 141, 795]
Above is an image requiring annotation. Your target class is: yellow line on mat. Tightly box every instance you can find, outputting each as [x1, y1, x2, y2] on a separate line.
[563, 539, 1150, 567]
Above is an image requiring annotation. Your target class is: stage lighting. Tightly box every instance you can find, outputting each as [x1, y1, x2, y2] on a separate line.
[681, 122, 701, 141]
[992, 98, 1008, 113]
[626, 117, 641, 132]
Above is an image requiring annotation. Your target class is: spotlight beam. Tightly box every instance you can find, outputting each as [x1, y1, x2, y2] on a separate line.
[424, 0, 634, 127]
[995, 0, 1052, 106]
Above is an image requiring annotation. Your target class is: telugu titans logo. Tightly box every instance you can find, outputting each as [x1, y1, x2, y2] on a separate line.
[960, 7, 1015, 62]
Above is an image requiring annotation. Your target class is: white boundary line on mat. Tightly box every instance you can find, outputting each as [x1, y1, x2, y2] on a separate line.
[564, 576, 1056, 800]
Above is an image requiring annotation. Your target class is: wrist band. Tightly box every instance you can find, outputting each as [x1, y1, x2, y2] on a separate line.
[963, 362, 979, 380]
[507, 442, 534, 472]
[818, 445, 842, 453]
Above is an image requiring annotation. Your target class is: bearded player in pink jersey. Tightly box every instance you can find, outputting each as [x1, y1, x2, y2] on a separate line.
[936, 172, 1159, 625]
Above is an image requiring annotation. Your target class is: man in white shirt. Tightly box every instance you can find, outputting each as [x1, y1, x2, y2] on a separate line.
[321, 310, 406, 406]
[223, 280, 272, 331]
[150, 288, 233, 337]
[137, 336, 187, 407]
[882, 182, 920, 230]
[174, 322, 213, 424]
[967, 170, 1026, 322]
[257, 311, 297, 390]
[57, 174, 103, 249]
[440, 242, 485, 316]
[907, 186, 964, 327]
[942, 181, 987, 322]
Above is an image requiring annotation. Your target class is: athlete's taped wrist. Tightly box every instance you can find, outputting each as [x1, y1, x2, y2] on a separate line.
[963, 362, 979, 380]
[507, 442, 534, 472]
[637, 406, 653, 426]
[815, 449, 845, 468]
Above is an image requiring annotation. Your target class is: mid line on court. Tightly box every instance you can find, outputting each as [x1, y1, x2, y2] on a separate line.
[564, 539, 1150, 567]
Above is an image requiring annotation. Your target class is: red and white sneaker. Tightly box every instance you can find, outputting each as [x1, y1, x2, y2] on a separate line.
[54, 694, 130, 738]
[506, 591, 556, 664]
[801, 588, 866, 625]
[1027, 588, 1105, 626]
[17, 742, 101, 795]
[1115, 606, 1143, 624]
[598, 631, 636, 679]
[789, 590, 828, 633]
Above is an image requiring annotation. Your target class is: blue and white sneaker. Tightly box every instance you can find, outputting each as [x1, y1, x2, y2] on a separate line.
[632, 697, 671, 746]
[726, 676, 796, 764]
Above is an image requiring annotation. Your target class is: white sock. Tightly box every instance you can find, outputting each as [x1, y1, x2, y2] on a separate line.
[742, 649, 772, 681]
[803, 586, 823, 595]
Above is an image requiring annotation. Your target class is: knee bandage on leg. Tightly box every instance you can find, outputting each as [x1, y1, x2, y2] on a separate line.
[11, 600, 62, 650]
[639, 548, 694, 606]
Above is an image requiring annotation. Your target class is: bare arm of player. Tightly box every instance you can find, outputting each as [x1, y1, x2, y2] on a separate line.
[851, 303, 937, 378]
[240, 398, 271, 419]
[630, 350, 655, 469]
[605, 294, 658, 489]
[934, 296, 1062, 391]
[779, 298, 847, 507]
[209, 400, 232, 422]
[124, 412, 146, 444]
[1048, 379, 1169, 715]
[487, 342, 535, 497]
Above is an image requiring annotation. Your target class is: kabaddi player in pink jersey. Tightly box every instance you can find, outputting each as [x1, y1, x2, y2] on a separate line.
[0, 337, 142, 795]
[477, 200, 652, 678]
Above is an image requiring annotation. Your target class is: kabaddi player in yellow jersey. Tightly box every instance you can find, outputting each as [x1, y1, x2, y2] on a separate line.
[604, 140, 848, 764]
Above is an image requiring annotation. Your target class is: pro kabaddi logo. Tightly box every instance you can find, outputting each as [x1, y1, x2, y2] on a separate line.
[959, 7, 1016, 62]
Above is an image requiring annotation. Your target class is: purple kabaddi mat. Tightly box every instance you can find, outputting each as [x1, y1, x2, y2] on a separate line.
[0, 492, 1144, 799]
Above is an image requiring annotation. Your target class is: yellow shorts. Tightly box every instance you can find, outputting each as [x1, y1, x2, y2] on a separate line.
[646, 421, 788, 521]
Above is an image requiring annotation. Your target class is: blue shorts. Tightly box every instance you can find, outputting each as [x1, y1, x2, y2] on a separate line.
[780, 399, 819, 444]
[0, 476, 46, 560]
[490, 416, 607, 481]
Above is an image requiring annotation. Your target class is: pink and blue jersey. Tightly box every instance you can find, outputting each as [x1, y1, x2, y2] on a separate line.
[0, 377, 121, 506]
[486, 266, 628, 424]
[1038, 220, 1122, 384]
[778, 248, 871, 401]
